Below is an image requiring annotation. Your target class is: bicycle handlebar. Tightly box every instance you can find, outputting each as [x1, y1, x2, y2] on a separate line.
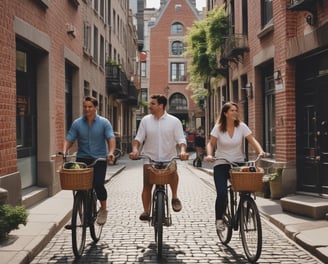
[56, 152, 107, 168]
[136, 154, 181, 164]
[206, 153, 270, 167]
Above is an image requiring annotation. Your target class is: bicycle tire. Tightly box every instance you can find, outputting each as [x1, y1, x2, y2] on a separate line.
[240, 195, 262, 263]
[217, 189, 233, 244]
[71, 191, 87, 258]
[89, 191, 103, 242]
[155, 191, 164, 259]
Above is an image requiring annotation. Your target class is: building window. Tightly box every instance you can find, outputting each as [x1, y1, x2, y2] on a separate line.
[100, 0, 104, 19]
[170, 62, 186, 82]
[93, 0, 98, 13]
[171, 22, 183, 34]
[100, 35, 104, 68]
[242, 0, 248, 35]
[84, 81, 90, 96]
[99, 94, 103, 116]
[232, 80, 238, 103]
[264, 76, 276, 157]
[93, 25, 98, 63]
[83, 22, 91, 54]
[169, 93, 188, 111]
[261, 0, 273, 27]
[141, 61, 147, 77]
[171, 41, 184, 55]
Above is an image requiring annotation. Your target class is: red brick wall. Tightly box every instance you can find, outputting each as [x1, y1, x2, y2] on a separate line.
[0, 1, 83, 177]
[0, 1, 17, 176]
[149, 0, 199, 111]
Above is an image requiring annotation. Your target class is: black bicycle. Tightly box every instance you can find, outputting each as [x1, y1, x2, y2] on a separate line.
[58, 152, 106, 258]
[135, 155, 180, 259]
[213, 155, 265, 263]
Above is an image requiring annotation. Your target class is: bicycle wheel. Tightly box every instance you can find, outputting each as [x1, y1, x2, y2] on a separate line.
[240, 196, 262, 263]
[89, 191, 103, 242]
[71, 191, 87, 258]
[154, 191, 165, 259]
[217, 190, 233, 244]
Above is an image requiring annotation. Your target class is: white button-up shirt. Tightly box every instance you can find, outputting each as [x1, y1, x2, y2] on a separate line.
[135, 112, 186, 162]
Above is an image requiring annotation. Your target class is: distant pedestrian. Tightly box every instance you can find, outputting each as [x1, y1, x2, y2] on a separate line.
[63, 96, 116, 225]
[129, 94, 189, 221]
[205, 102, 265, 232]
[193, 128, 205, 167]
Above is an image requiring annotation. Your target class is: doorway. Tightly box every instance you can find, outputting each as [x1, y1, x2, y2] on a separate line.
[16, 40, 37, 188]
[297, 53, 328, 195]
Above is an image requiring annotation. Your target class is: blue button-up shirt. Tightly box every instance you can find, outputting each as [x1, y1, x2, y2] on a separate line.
[66, 115, 115, 159]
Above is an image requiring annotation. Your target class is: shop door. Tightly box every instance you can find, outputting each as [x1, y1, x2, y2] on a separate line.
[16, 42, 37, 188]
[298, 75, 328, 195]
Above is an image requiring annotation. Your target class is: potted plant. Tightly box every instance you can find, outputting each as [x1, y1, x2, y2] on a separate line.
[269, 168, 283, 199]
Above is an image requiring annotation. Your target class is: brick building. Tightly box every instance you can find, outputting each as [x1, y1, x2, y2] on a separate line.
[0, 1, 138, 206]
[144, 0, 204, 132]
[206, 0, 328, 198]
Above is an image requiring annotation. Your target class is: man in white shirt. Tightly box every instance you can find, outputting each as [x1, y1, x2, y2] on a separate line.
[129, 94, 189, 221]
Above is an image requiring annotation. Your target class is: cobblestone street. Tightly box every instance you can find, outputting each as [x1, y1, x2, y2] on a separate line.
[31, 158, 323, 263]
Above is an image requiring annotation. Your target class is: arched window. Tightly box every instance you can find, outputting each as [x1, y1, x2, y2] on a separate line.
[171, 22, 183, 34]
[171, 41, 184, 55]
[169, 93, 188, 111]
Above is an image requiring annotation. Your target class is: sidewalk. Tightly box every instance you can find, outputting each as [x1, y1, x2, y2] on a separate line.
[0, 163, 125, 264]
[1, 159, 327, 263]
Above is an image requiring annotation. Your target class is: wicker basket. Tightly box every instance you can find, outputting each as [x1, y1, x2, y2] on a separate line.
[60, 164, 94, 190]
[147, 161, 177, 185]
[229, 167, 264, 192]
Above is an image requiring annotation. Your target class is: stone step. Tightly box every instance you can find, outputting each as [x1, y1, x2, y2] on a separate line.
[22, 186, 48, 208]
[281, 195, 328, 220]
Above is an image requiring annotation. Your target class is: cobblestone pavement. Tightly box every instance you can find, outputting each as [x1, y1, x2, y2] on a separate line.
[31, 159, 323, 264]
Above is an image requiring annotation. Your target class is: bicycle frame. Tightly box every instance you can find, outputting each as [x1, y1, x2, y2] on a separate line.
[133, 154, 180, 259]
[213, 154, 267, 263]
[57, 153, 105, 258]
[227, 186, 255, 231]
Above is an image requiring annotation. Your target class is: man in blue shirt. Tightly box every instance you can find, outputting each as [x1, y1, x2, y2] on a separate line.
[63, 96, 116, 225]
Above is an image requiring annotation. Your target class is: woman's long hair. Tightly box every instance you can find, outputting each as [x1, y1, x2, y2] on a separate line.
[218, 102, 240, 132]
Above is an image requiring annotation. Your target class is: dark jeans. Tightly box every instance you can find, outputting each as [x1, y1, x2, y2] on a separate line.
[76, 157, 107, 201]
[213, 164, 230, 220]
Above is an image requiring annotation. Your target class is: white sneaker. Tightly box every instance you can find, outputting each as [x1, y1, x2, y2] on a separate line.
[216, 219, 225, 232]
[97, 208, 108, 225]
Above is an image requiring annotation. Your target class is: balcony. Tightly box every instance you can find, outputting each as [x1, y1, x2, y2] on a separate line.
[106, 64, 128, 98]
[222, 34, 249, 62]
[127, 81, 138, 106]
[287, 0, 319, 25]
[287, 0, 317, 11]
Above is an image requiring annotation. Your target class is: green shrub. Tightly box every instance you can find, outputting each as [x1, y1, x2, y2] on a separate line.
[0, 204, 28, 241]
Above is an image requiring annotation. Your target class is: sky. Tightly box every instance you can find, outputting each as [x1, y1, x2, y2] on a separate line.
[146, 0, 206, 10]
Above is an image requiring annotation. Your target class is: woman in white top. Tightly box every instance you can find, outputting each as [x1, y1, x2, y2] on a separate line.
[206, 102, 265, 232]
